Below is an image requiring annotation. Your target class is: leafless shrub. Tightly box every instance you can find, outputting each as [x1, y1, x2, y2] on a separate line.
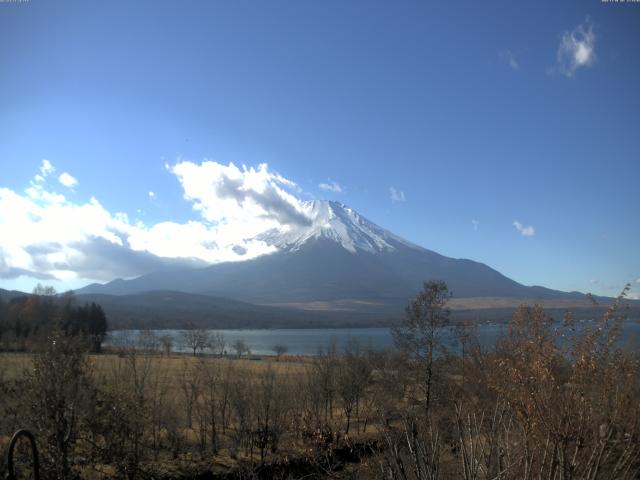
[22, 331, 94, 479]
[194, 357, 221, 453]
[210, 332, 227, 357]
[229, 373, 253, 457]
[337, 338, 373, 435]
[379, 413, 442, 480]
[178, 359, 201, 430]
[251, 366, 290, 464]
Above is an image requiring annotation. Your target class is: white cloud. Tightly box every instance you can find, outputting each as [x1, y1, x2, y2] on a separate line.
[472, 219, 479, 231]
[501, 50, 519, 70]
[590, 279, 599, 284]
[319, 181, 343, 193]
[25, 163, 65, 204]
[148, 191, 156, 199]
[58, 172, 78, 188]
[0, 187, 138, 281]
[513, 220, 535, 237]
[0, 159, 316, 284]
[170, 160, 310, 227]
[389, 186, 406, 203]
[555, 19, 596, 78]
[40, 159, 55, 177]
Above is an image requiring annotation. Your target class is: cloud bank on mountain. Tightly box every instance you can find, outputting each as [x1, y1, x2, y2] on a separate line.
[0, 160, 312, 285]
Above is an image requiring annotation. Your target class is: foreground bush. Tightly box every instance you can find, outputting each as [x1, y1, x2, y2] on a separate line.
[377, 284, 640, 480]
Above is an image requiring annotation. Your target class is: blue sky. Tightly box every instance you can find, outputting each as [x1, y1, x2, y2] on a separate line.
[0, 0, 639, 298]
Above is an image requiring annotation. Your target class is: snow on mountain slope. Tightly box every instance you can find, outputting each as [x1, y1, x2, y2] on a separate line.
[256, 200, 419, 254]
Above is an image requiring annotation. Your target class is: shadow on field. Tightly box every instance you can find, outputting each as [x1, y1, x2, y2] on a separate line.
[183, 441, 378, 480]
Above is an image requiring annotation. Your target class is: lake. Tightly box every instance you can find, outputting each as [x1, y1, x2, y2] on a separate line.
[106, 319, 640, 356]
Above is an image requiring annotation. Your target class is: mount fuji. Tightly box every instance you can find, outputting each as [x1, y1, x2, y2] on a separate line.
[77, 200, 584, 316]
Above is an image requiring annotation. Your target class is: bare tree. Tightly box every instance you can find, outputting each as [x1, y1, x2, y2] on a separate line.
[217, 360, 236, 435]
[159, 334, 173, 356]
[392, 280, 450, 414]
[178, 360, 201, 429]
[229, 373, 253, 457]
[209, 332, 227, 357]
[252, 366, 290, 464]
[136, 351, 171, 460]
[196, 358, 221, 453]
[272, 344, 288, 360]
[313, 340, 339, 424]
[337, 339, 372, 434]
[232, 339, 250, 358]
[180, 325, 211, 356]
[139, 329, 159, 353]
[121, 348, 153, 478]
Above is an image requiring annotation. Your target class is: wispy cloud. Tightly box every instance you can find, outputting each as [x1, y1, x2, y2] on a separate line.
[472, 219, 479, 231]
[319, 181, 343, 193]
[58, 172, 78, 188]
[148, 191, 156, 199]
[389, 186, 406, 203]
[31, 159, 54, 184]
[40, 159, 55, 176]
[555, 18, 596, 78]
[513, 220, 535, 237]
[25, 160, 65, 204]
[501, 50, 519, 70]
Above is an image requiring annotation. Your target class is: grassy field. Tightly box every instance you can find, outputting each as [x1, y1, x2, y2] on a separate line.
[1, 351, 312, 378]
[1, 349, 380, 478]
[0, 352, 33, 381]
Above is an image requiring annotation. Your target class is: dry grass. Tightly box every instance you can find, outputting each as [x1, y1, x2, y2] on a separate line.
[0, 351, 311, 382]
[92, 352, 311, 377]
[0, 352, 33, 381]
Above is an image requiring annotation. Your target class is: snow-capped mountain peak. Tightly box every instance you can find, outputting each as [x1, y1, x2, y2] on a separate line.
[257, 200, 418, 254]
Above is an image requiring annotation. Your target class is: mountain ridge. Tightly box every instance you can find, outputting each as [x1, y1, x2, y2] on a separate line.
[76, 200, 591, 308]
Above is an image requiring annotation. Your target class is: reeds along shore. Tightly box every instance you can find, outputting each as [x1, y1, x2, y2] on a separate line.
[1, 286, 639, 479]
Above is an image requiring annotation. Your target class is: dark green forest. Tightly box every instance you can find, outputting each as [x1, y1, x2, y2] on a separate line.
[0, 285, 107, 352]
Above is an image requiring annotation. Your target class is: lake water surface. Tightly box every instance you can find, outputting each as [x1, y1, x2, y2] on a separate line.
[107, 319, 640, 356]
